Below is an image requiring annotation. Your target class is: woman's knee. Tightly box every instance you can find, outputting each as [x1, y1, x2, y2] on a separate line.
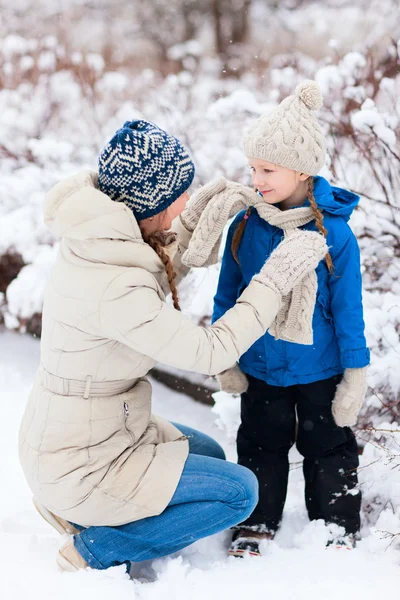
[205, 441, 226, 461]
[225, 463, 259, 515]
[195, 433, 226, 460]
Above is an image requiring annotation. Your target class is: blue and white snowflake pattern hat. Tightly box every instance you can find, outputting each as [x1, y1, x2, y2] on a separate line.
[98, 120, 195, 220]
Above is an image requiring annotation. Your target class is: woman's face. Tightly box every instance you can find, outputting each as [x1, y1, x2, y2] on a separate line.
[162, 190, 190, 229]
[139, 191, 190, 234]
[249, 158, 309, 205]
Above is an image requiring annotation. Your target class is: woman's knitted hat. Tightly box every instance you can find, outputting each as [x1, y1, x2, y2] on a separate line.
[243, 80, 326, 175]
[98, 120, 195, 220]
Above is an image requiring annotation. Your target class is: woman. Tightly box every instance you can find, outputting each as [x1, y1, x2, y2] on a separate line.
[19, 120, 327, 571]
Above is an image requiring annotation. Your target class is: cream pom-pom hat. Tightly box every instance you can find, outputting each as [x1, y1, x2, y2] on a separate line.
[243, 80, 326, 176]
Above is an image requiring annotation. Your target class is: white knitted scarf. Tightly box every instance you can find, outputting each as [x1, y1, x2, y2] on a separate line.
[182, 188, 318, 345]
[254, 202, 316, 345]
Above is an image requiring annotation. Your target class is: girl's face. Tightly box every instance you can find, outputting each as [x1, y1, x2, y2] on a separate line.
[249, 158, 309, 206]
[139, 190, 189, 234]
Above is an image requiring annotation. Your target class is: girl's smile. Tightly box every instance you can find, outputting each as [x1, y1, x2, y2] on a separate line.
[248, 157, 310, 210]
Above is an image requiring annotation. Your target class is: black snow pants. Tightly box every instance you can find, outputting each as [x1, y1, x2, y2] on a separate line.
[237, 373, 361, 534]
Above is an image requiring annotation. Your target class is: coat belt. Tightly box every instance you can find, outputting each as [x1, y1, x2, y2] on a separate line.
[40, 366, 138, 399]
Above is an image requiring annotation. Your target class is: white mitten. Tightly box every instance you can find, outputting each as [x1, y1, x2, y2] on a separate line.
[182, 183, 259, 267]
[253, 229, 328, 296]
[216, 364, 249, 394]
[332, 367, 368, 427]
[180, 177, 228, 232]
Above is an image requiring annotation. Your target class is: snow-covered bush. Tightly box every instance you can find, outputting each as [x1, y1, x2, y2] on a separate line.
[1, 33, 399, 409]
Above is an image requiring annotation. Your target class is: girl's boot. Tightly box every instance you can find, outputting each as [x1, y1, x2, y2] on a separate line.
[228, 528, 275, 558]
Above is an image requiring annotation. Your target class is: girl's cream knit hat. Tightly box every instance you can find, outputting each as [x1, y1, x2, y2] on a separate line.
[243, 80, 326, 176]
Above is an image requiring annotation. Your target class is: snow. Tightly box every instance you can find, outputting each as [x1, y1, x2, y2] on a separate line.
[2, 35, 29, 58]
[6, 245, 58, 322]
[351, 99, 397, 148]
[168, 40, 203, 61]
[0, 1, 399, 595]
[1, 331, 399, 599]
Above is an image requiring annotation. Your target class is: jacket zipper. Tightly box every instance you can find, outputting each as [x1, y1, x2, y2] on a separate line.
[122, 401, 135, 445]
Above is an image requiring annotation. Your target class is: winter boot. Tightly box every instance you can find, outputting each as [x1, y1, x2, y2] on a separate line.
[56, 540, 88, 572]
[228, 528, 275, 558]
[33, 497, 80, 536]
[326, 532, 358, 550]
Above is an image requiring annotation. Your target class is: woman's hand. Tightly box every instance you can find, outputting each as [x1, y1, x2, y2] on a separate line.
[180, 177, 229, 232]
[182, 180, 259, 267]
[253, 229, 328, 296]
[332, 368, 368, 427]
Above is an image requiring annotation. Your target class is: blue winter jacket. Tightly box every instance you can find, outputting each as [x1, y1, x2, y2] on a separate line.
[212, 176, 370, 387]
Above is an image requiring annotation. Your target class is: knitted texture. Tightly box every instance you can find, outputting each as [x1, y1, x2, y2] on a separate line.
[253, 229, 327, 297]
[180, 177, 227, 232]
[182, 180, 326, 344]
[98, 120, 195, 220]
[243, 80, 326, 176]
[182, 179, 259, 267]
[257, 201, 320, 343]
[332, 367, 368, 427]
[216, 363, 249, 395]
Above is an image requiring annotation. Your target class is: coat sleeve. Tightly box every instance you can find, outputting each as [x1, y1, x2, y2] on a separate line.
[100, 269, 281, 376]
[328, 224, 370, 369]
[212, 215, 244, 324]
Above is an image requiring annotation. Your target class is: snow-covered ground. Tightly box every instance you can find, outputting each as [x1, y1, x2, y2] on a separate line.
[1, 330, 399, 600]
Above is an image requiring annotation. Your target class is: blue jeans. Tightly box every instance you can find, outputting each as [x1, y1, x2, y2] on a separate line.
[73, 423, 258, 569]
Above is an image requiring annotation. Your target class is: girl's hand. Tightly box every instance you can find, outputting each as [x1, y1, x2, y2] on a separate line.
[216, 364, 249, 395]
[332, 367, 368, 427]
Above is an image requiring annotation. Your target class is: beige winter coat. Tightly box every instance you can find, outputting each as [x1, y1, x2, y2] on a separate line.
[18, 171, 281, 527]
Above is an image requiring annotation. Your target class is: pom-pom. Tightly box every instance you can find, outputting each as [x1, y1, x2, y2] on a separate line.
[295, 80, 323, 110]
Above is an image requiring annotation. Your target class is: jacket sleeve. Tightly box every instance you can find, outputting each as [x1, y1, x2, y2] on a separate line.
[328, 225, 370, 369]
[212, 215, 244, 324]
[100, 269, 280, 377]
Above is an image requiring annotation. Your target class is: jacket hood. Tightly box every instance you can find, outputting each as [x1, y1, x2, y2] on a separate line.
[311, 176, 360, 222]
[44, 170, 142, 241]
[43, 171, 170, 275]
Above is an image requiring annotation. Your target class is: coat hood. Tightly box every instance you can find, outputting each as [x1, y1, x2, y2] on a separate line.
[312, 176, 360, 222]
[43, 170, 171, 274]
[44, 170, 142, 242]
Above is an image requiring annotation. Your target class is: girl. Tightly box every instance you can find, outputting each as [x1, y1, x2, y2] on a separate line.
[19, 119, 327, 572]
[211, 81, 370, 556]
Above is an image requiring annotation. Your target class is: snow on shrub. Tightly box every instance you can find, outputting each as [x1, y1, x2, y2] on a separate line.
[0, 26, 399, 539]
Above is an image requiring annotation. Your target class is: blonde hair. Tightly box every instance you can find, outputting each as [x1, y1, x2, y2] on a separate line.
[307, 177, 334, 274]
[232, 206, 252, 264]
[231, 177, 334, 273]
[141, 229, 181, 311]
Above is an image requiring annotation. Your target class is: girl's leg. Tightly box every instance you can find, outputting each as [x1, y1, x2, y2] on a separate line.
[171, 422, 226, 460]
[296, 374, 361, 535]
[236, 375, 297, 532]
[73, 454, 258, 569]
